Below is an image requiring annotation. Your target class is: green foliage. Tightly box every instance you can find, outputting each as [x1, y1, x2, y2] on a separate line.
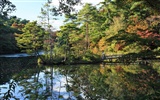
[130, 1, 144, 10]
[41, 0, 160, 64]
[16, 21, 46, 53]
[38, 2, 56, 29]
[49, 0, 81, 15]
[0, 33, 18, 54]
[0, 13, 32, 54]
[0, 0, 16, 17]
[0, 16, 27, 54]
[1, 0, 160, 64]
[81, 51, 100, 62]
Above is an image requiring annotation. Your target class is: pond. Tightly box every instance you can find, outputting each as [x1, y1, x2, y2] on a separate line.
[0, 57, 160, 100]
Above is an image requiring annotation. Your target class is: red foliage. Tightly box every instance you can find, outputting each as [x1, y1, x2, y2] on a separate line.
[137, 30, 160, 40]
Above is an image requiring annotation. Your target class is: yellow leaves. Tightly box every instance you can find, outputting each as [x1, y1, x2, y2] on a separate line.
[98, 37, 107, 51]
[99, 66, 105, 74]
[126, 25, 137, 33]
[136, 20, 148, 30]
[106, 16, 125, 35]
[92, 47, 99, 54]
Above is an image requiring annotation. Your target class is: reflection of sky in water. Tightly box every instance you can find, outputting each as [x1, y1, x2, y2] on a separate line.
[0, 83, 10, 97]
[1, 63, 160, 99]
[0, 68, 77, 100]
[0, 51, 44, 57]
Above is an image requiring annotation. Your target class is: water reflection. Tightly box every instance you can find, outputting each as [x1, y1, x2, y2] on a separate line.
[99, 63, 160, 100]
[0, 58, 160, 100]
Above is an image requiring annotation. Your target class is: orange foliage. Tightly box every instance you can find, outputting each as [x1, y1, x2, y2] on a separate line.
[92, 47, 99, 54]
[99, 66, 105, 74]
[126, 17, 148, 33]
[115, 41, 125, 51]
[115, 66, 123, 73]
[11, 22, 25, 30]
[126, 16, 160, 43]
[98, 37, 107, 51]
[115, 43, 123, 51]
[12, 23, 18, 28]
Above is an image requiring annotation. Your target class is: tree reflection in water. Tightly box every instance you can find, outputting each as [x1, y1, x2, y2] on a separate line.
[57, 63, 160, 100]
[1, 60, 160, 100]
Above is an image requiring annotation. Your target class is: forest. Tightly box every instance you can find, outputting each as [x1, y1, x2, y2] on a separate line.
[1, 0, 160, 64]
[1, 1, 160, 99]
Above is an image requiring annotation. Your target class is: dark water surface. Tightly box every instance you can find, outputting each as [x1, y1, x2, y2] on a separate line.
[0, 57, 160, 100]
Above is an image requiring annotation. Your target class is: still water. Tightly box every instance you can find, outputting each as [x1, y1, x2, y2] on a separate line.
[0, 57, 160, 100]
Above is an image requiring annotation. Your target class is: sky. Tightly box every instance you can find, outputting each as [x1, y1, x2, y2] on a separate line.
[10, 0, 103, 30]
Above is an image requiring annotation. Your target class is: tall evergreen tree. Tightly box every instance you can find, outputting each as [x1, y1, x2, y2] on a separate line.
[77, 3, 97, 50]
[16, 21, 46, 55]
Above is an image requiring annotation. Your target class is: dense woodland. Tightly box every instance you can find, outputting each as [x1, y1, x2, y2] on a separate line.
[1, 0, 160, 63]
